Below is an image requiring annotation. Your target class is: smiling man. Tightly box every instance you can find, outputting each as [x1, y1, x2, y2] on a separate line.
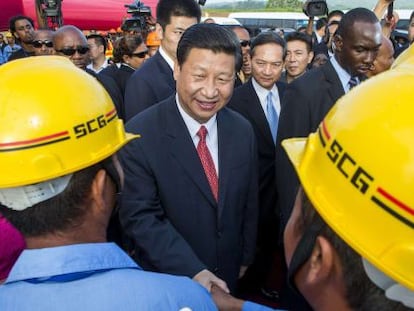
[119, 23, 258, 294]
[276, 8, 382, 237]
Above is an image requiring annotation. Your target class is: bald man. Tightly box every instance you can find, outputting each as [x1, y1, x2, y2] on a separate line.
[367, 35, 394, 77]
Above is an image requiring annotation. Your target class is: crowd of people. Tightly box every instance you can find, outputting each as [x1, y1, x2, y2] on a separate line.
[1, 0, 414, 310]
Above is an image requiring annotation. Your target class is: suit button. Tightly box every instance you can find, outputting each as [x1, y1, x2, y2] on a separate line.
[217, 231, 222, 238]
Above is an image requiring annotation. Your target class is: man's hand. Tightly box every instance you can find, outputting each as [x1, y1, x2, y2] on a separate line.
[193, 269, 229, 293]
[211, 284, 244, 311]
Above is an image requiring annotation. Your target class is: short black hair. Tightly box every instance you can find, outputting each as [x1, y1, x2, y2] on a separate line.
[297, 188, 411, 310]
[285, 31, 313, 53]
[156, 0, 201, 30]
[87, 34, 107, 53]
[327, 10, 344, 23]
[9, 15, 34, 36]
[176, 23, 239, 70]
[250, 31, 286, 59]
[0, 162, 103, 237]
[336, 8, 379, 38]
[316, 17, 328, 30]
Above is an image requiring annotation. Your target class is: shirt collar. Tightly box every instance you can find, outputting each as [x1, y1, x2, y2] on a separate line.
[6, 243, 138, 284]
[175, 94, 217, 140]
[158, 46, 175, 70]
[330, 55, 354, 92]
[251, 77, 278, 104]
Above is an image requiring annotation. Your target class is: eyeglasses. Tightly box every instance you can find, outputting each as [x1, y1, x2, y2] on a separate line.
[240, 40, 250, 47]
[130, 50, 149, 58]
[55, 46, 90, 56]
[32, 40, 53, 48]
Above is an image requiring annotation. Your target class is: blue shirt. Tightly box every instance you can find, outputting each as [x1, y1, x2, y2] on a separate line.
[243, 301, 285, 311]
[0, 242, 218, 311]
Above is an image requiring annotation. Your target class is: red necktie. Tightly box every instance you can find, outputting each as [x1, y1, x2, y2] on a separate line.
[197, 126, 218, 202]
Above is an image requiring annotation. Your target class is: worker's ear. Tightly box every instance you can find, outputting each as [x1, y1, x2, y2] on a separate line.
[304, 236, 336, 286]
[90, 169, 108, 212]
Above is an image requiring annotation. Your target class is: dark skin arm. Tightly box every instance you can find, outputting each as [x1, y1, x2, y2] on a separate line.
[211, 285, 244, 311]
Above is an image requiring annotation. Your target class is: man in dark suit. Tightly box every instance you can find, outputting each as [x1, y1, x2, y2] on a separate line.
[123, 0, 201, 121]
[227, 32, 286, 296]
[119, 23, 258, 294]
[276, 8, 382, 231]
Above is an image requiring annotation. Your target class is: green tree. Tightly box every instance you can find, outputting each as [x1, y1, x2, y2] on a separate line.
[266, 0, 303, 9]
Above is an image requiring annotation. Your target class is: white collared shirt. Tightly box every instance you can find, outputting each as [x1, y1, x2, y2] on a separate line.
[87, 58, 109, 74]
[330, 56, 359, 93]
[251, 78, 281, 118]
[175, 94, 219, 175]
[158, 46, 175, 70]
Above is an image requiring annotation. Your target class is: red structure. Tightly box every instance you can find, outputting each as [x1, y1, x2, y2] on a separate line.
[0, 0, 158, 31]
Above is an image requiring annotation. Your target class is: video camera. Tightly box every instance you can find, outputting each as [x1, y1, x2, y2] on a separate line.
[303, 0, 328, 18]
[121, 0, 152, 33]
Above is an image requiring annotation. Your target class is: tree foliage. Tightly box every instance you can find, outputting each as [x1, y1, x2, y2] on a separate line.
[266, 0, 303, 9]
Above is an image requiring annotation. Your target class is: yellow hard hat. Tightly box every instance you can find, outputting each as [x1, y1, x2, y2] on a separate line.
[146, 31, 161, 47]
[0, 56, 138, 188]
[282, 58, 414, 291]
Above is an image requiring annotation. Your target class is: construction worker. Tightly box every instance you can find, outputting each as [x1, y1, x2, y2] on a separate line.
[211, 44, 414, 311]
[0, 56, 218, 310]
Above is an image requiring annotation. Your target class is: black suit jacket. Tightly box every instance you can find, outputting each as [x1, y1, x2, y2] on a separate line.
[124, 51, 175, 121]
[275, 60, 345, 229]
[119, 96, 258, 291]
[228, 80, 286, 238]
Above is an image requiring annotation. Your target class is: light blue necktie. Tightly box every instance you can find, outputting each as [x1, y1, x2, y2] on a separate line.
[266, 91, 278, 144]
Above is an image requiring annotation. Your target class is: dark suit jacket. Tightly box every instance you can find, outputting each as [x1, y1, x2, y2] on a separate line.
[124, 51, 175, 121]
[86, 68, 124, 120]
[275, 60, 345, 230]
[228, 80, 286, 243]
[119, 96, 258, 291]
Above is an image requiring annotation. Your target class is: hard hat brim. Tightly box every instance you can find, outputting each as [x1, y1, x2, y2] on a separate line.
[282, 137, 307, 170]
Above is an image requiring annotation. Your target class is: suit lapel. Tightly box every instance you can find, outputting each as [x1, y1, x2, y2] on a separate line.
[323, 61, 345, 103]
[216, 109, 234, 218]
[242, 80, 274, 145]
[164, 99, 217, 207]
[154, 52, 176, 90]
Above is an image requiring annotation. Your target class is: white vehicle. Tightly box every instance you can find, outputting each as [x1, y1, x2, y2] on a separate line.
[201, 16, 242, 26]
[228, 12, 313, 30]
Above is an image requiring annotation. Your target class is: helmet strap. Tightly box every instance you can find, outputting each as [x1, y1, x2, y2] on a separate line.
[287, 221, 322, 307]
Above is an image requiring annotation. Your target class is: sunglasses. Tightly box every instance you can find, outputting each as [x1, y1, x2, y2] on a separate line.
[55, 46, 90, 56]
[32, 40, 53, 48]
[130, 50, 149, 58]
[240, 40, 250, 47]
